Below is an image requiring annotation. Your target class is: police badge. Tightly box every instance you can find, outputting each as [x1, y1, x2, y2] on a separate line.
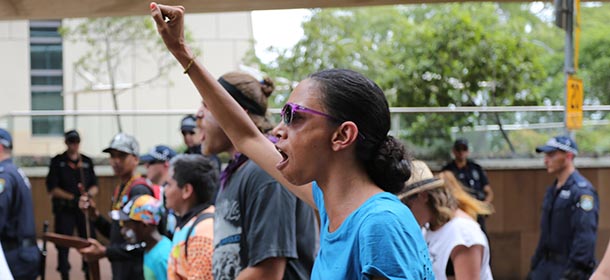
[579, 195, 594, 211]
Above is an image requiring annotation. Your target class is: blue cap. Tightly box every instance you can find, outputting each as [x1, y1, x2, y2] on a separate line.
[140, 145, 177, 163]
[536, 135, 578, 155]
[0, 128, 12, 149]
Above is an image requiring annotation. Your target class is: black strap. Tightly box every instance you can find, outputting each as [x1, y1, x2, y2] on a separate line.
[184, 212, 214, 259]
[218, 77, 266, 116]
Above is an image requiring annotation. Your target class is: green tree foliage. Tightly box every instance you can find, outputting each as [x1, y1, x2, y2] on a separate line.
[249, 4, 548, 156]
[578, 4, 610, 106]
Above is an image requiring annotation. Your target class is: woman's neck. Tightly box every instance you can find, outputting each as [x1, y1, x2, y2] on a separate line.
[318, 161, 383, 233]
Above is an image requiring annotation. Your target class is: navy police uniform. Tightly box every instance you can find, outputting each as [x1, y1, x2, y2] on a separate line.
[441, 160, 489, 201]
[0, 158, 40, 280]
[46, 151, 97, 277]
[530, 170, 598, 280]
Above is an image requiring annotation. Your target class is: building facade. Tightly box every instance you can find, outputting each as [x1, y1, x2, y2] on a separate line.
[0, 12, 254, 157]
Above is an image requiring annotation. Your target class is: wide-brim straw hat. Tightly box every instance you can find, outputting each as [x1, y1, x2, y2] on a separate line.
[397, 160, 445, 200]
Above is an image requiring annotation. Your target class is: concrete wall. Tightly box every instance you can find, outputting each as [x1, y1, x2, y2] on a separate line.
[0, 20, 31, 141]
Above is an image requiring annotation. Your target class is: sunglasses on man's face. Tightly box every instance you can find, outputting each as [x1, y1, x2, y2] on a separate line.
[181, 131, 195, 136]
[280, 102, 341, 126]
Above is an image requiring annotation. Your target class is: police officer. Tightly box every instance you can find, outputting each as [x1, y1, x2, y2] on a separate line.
[180, 115, 201, 154]
[441, 138, 494, 232]
[140, 145, 178, 237]
[529, 135, 598, 280]
[46, 129, 98, 280]
[0, 128, 40, 280]
[141, 145, 176, 187]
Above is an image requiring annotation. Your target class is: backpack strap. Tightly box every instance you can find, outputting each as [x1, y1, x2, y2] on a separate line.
[184, 212, 214, 259]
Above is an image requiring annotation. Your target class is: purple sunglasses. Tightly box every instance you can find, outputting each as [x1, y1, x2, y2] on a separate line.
[281, 102, 342, 125]
[281, 102, 366, 140]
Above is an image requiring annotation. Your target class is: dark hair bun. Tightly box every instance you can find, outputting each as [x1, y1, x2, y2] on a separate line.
[261, 77, 275, 97]
[365, 135, 412, 194]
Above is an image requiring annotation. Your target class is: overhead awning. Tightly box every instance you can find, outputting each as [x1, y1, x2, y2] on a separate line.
[0, 0, 570, 21]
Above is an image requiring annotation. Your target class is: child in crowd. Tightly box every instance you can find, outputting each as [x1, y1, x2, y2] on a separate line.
[120, 194, 172, 280]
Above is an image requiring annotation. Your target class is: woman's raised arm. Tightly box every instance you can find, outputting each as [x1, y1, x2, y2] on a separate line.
[150, 2, 314, 208]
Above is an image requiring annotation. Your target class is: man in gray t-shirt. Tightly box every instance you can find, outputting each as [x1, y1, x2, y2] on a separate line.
[201, 72, 317, 280]
[213, 159, 317, 279]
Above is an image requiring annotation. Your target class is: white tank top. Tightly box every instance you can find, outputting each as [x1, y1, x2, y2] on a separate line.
[424, 216, 493, 280]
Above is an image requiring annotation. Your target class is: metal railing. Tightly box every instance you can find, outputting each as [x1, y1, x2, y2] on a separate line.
[1, 105, 609, 158]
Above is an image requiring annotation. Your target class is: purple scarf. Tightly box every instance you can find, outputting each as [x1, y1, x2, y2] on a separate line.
[219, 135, 278, 189]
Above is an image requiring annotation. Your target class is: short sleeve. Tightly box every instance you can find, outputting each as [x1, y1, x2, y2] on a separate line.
[451, 218, 488, 249]
[359, 211, 431, 279]
[477, 165, 489, 187]
[244, 181, 299, 266]
[86, 157, 98, 188]
[45, 156, 59, 192]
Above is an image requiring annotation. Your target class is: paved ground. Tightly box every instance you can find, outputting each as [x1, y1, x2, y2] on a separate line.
[39, 239, 112, 280]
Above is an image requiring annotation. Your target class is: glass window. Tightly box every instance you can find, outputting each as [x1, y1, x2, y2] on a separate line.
[31, 91, 63, 110]
[32, 116, 64, 136]
[30, 27, 61, 38]
[30, 45, 63, 69]
[30, 20, 64, 136]
[31, 76, 63, 86]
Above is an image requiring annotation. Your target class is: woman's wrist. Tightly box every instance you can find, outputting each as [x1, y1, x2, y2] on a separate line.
[172, 45, 195, 67]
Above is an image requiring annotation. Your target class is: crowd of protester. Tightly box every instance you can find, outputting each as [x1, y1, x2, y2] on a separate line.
[0, 2, 608, 280]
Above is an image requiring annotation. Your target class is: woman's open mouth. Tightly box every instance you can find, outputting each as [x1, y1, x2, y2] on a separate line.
[275, 146, 289, 170]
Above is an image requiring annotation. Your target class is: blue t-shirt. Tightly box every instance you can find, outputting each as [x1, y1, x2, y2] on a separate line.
[311, 181, 434, 280]
[144, 236, 172, 280]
